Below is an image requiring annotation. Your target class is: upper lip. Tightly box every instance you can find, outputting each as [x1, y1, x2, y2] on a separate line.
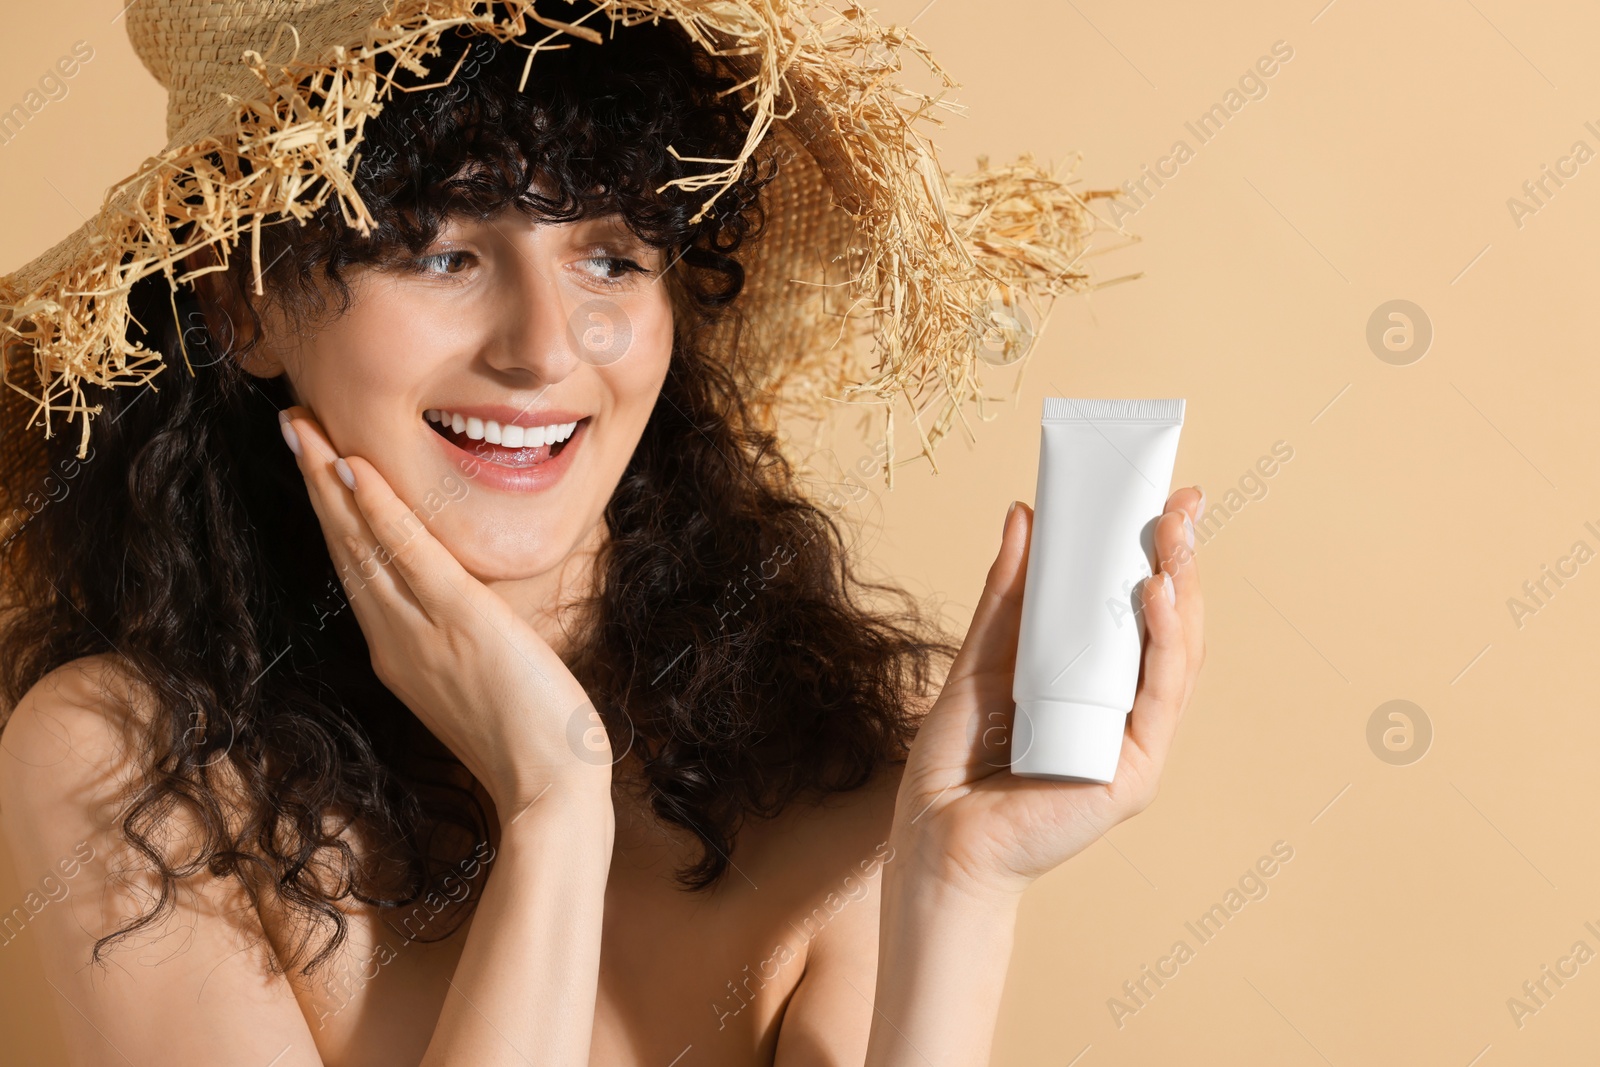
[426, 404, 589, 429]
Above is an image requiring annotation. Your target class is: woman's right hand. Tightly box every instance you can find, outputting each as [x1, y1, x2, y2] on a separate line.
[278, 406, 611, 818]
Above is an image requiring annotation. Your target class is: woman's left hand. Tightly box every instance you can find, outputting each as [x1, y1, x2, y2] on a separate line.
[890, 488, 1206, 904]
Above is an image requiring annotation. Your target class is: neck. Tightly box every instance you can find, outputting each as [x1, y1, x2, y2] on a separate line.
[481, 517, 609, 661]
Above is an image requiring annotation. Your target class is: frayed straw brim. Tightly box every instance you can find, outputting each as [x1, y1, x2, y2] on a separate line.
[0, 0, 1129, 525]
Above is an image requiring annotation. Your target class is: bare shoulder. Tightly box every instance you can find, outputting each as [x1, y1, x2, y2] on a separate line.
[0, 651, 249, 908]
[0, 654, 170, 943]
[0, 667, 321, 1061]
[739, 759, 906, 959]
[3, 651, 152, 728]
[746, 759, 905, 876]
[2, 651, 290, 895]
[0, 653, 154, 826]
[754, 763, 908, 1059]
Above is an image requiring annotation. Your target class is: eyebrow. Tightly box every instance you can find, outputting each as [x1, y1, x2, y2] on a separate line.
[433, 190, 658, 256]
[572, 213, 658, 255]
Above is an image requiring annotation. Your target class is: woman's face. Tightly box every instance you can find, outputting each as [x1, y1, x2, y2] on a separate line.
[243, 204, 674, 585]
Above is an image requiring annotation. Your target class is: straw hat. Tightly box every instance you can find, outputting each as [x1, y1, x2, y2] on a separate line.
[0, 0, 1116, 532]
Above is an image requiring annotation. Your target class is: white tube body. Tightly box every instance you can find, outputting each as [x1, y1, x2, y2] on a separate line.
[1010, 397, 1186, 783]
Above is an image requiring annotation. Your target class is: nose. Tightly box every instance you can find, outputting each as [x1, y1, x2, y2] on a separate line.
[483, 247, 583, 387]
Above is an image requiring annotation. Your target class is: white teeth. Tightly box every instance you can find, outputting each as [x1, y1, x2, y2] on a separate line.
[428, 410, 581, 448]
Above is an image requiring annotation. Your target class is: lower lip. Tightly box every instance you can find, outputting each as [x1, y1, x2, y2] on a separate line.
[428, 418, 589, 492]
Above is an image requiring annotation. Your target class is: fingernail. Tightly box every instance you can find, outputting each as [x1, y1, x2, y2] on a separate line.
[1182, 512, 1195, 550]
[278, 410, 301, 456]
[1163, 571, 1176, 606]
[334, 457, 356, 491]
[1195, 485, 1205, 516]
[1004, 499, 1018, 533]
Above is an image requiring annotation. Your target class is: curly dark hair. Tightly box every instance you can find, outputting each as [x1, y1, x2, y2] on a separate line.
[0, 7, 957, 977]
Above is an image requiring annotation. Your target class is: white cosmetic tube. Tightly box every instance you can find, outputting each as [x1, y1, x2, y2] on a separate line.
[1010, 397, 1186, 783]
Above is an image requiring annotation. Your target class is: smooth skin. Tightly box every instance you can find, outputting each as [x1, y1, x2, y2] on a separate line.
[0, 195, 1206, 1065]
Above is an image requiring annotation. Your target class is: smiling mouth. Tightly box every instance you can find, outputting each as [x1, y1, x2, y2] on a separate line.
[425, 412, 591, 469]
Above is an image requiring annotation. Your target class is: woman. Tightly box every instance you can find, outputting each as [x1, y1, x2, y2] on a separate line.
[0, 6, 1205, 1065]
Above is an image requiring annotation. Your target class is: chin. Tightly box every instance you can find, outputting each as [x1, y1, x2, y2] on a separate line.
[439, 522, 577, 583]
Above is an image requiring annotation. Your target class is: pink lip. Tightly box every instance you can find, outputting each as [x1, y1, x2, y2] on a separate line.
[427, 404, 587, 428]
[429, 415, 590, 493]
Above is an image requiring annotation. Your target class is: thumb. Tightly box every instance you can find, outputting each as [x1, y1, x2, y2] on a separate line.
[945, 500, 1033, 688]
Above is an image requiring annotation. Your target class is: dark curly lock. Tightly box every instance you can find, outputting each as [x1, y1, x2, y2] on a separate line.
[0, 5, 957, 977]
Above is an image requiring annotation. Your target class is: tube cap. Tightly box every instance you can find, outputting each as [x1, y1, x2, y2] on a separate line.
[1010, 700, 1129, 783]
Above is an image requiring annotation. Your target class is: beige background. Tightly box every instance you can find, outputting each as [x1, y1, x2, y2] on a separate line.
[5, 1, 1599, 1063]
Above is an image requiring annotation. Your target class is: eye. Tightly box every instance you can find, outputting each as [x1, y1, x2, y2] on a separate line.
[577, 254, 652, 286]
[414, 249, 475, 277]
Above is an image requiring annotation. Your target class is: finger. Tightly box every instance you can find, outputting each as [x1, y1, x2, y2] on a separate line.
[943, 500, 1032, 689]
[1168, 484, 1203, 524]
[337, 453, 484, 624]
[280, 408, 415, 616]
[284, 412, 575, 711]
[334, 457, 579, 707]
[1161, 493, 1206, 708]
[1125, 555, 1188, 770]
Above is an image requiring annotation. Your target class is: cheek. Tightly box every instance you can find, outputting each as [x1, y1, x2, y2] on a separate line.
[291, 295, 454, 430]
[604, 304, 674, 409]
